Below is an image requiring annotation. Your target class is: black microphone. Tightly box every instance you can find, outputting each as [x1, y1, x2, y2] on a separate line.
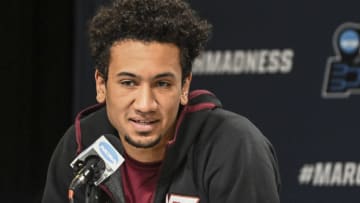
[68, 134, 124, 201]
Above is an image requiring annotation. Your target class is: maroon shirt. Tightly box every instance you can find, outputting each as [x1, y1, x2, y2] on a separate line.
[121, 154, 162, 203]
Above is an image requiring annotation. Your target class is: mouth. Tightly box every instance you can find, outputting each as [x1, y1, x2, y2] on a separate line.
[129, 118, 159, 133]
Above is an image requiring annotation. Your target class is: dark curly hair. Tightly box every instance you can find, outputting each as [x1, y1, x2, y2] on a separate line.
[88, 0, 212, 82]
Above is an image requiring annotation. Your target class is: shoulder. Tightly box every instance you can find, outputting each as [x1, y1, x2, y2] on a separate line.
[193, 109, 281, 196]
[78, 105, 108, 128]
[76, 106, 117, 147]
[194, 109, 281, 202]
[202, 108, 268, 146]
[195, 108, 278, 172]
[51, 106, 115, 157]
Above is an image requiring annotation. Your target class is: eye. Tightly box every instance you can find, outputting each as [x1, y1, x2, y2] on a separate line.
[120, 80, 136, 87]
[157, 81, 171, 88]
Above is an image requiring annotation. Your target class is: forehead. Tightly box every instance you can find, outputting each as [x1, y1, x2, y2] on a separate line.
[108, 40, 182, 77]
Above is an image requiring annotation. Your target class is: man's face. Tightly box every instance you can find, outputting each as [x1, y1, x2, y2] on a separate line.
[95, 40, 191, 150]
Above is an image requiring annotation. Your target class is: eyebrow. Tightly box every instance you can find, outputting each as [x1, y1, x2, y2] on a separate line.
[153, 72, 176, 79]
[116, 71, 176, 80]
[116, 72, 137, 78]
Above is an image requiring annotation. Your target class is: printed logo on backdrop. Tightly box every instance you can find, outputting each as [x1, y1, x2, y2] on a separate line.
[298, 162, 360, 187]
[322, 22, 360, 98]
[192, 49, 294, 75]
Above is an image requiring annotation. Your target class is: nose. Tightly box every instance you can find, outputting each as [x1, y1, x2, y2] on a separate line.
[133, 85, 158, 113]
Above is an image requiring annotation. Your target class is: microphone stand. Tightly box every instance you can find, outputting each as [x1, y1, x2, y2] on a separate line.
[85, 184, 98, 203]
[85, 183, 111, 203]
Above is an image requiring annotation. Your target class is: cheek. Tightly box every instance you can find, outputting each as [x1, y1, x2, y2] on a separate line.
[163, 97, 181, 120]
[105, 84, 130, 108]
[105, 93, 129, 126]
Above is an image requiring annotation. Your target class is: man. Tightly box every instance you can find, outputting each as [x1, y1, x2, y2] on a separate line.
[42, 0, 281, 202]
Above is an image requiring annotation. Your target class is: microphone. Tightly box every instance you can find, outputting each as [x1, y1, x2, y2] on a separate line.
[68, 134, 124, 200]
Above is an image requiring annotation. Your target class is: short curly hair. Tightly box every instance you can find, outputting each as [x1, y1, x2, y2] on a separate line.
[88, 0, 212, 81]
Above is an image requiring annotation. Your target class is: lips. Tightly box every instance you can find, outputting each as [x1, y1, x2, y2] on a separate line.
[129, 118, 159, 133]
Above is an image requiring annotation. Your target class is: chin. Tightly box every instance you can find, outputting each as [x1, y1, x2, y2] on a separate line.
[124, 134, 162, 148]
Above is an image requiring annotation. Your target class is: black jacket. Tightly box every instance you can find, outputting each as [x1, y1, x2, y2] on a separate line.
[42, 90, 281, 203]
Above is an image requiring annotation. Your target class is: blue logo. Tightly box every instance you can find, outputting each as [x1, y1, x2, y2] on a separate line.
[339, 29, 359, 54]
[99, 141, 119, 165]
[322, 22, 360, 98]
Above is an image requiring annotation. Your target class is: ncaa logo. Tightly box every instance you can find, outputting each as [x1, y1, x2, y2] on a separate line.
[99, 141, 119, 165]
[322, 22, 360, 98]
[339, 29, 359, 54]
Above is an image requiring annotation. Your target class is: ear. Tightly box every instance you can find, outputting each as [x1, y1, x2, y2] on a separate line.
[95, 69, 106, 103]
[180, 73, 192, 105]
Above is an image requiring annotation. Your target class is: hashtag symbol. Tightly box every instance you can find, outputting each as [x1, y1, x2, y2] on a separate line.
[298, 164, 314, 185]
